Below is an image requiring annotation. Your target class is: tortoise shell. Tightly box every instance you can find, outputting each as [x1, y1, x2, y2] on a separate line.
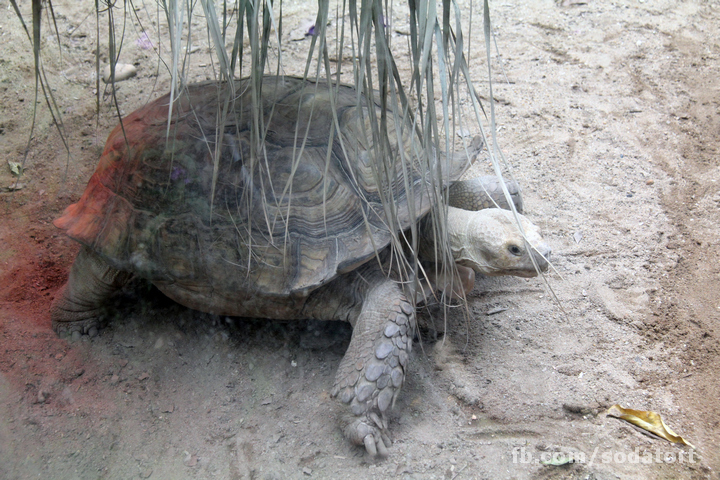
[55, 76, 471, 297]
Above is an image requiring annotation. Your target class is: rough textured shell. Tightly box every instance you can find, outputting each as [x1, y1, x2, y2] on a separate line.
[55, 76, 471, 296]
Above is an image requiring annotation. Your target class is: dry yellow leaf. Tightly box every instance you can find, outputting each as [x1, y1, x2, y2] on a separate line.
[607, 404, 695, 448]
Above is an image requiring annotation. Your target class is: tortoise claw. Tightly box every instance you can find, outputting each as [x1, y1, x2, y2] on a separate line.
[52, 318, 101, 339]
[344, 415, 392, 459]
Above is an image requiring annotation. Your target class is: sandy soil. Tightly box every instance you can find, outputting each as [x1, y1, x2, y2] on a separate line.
[1, 0, 719, 478]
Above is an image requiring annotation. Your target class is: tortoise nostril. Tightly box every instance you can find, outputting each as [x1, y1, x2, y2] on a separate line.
[532, 244, 552, 271]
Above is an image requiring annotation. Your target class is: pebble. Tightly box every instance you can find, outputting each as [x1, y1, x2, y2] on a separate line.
[183, 452, 198, 467]
[456, 127, 473, 138]
[138, 372, 150, 381]
[646, 179, 654, 185]
[102, 63, 137, 83]
[109, 374, 120, 386]
[302, 467, 313, 476]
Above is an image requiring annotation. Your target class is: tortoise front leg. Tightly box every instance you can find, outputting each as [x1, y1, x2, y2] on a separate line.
[448, 175, 523, 212]
[51, 246, 132, 337]
[332, 279, 415, 458]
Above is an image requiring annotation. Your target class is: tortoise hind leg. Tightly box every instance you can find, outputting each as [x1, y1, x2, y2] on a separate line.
[51, 246, 132, 337]
[331, 278, 416, 458]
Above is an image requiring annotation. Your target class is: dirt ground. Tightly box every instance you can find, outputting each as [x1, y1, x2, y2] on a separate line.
[1, 0, 719, 478]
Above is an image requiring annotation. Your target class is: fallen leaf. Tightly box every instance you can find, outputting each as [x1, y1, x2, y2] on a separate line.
[607, 404, 695, 448]
[7, 161, 22, 176]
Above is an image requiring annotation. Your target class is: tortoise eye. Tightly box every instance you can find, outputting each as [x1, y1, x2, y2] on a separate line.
[508, 244, 523, 256]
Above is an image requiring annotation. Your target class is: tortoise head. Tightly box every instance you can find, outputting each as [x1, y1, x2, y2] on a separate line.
[447, 207, 551, 278]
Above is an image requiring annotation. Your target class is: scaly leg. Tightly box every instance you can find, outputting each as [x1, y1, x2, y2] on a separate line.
[447, 175, 523, 212]
[331, 278, 416, 458]
[51, 246, 132, 336]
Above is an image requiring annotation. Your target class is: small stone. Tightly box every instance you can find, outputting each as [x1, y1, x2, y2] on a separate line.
[395, 314, 407, 325]
[161, 403, 174, 413]
[119, 359, 129, 368]
[139, 468, 153, 478]
[37, 390, 47, 404]
[303, 467, 312, 475]
[71, 331, 81, 342]
[646, 179, 654, 185]
[183, 452, 198, 467]
[396, 464, 414, 475]
[109, 374, 120, 386]
[87, 326, 98, 338]
[102, 63, 137, 83]
[138, 372, 150, 381]
[400, 302, 414, 315]
[55, 353, 64, 361]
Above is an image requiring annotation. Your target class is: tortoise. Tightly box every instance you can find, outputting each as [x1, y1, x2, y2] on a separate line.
[51, 76, 551, 457]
